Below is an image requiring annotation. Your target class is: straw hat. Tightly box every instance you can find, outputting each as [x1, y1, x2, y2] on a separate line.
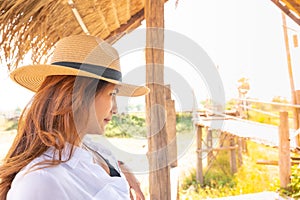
[10, 35, 149, 97]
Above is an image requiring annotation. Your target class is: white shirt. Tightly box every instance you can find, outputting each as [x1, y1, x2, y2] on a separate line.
[7, 142, 130, 200]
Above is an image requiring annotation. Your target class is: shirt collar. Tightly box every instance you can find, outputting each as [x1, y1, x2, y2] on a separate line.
[43, 143, 94, 169]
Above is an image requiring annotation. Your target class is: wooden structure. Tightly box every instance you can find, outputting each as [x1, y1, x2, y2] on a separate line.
[272, 0, 300, 26]
[196, 123, 242, 185]
[145, 0, 175, 199]
[279, 111, 291, 188]
[165, 85, 178, 168]
[239, 96, 300, 146]
[195, 112, 296, 187]
[296, 90, 300, 145]
[281, 12, 300, 148]
[0, 0, 167, 69]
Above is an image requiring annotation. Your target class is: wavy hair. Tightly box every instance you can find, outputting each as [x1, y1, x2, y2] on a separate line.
[0, 75, 109, 200]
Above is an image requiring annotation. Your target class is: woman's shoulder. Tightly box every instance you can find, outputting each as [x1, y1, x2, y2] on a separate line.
[13, 167, 60, 186]
[7, 167, 68, 200]
[11, 155, 66, 188]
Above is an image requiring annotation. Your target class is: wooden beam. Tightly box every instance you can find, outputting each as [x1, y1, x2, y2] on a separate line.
[256, 160, 279, 166]
[281, 13, 299, 134]
[165, 85, 177, 168]
[196, 125, 204, 185]
[196, 145, 238, 152]
[279, 111, 291, 188]
[271, 0, 300, 26]
[68, 0, 90, 35]
[237, 137, 243, 167]
[106, 9, 145, 44]
[145, 0, 170, 199]
[257, 159, 300, 165]
[165, 84, 172, 100]
[295, 90, 300, 146]
[207, 128, 213, 164]
[291, 156, 300, 161]
[230, 137, 237, 174]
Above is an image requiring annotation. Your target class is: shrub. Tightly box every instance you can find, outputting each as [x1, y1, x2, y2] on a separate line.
[179, 141, 279, 199]
[105, 114, 146, 138]
[176, 112, 193, 133]
[278, 165, 300, 198]
[105, 112, 193, 138]
[4, 120, 18, 131]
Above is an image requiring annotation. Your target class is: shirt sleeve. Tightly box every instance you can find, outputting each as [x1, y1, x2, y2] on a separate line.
[7, 170, 69, 200]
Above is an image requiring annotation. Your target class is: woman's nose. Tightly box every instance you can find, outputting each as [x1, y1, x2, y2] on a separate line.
[111, 96, 118, 114]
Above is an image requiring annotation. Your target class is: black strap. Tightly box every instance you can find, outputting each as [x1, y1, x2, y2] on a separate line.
[52, 61, 122, 81]
[104, 158, 121, 177]
[82, 143, 121, 177]
[96, 153, 121, 177]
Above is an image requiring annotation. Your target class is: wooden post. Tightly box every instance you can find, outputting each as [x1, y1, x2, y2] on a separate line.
[165, 85, 177, 167]
[237, 137, 243, 167]
[207, 128, 213, 164]
[279, 111, 291, 188]
[219, 132, 227, 147]
[242, 138, 248, 154]
[145, 0, 170, 199]
[230, 136, 237, 174]
[295, 90, 300, 146]
[196, 125, 204, 185]
[282, 13, 299, 132]
[165, 84, 171, 100]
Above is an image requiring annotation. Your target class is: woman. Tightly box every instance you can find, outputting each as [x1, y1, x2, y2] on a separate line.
[0, 35, 149, 200]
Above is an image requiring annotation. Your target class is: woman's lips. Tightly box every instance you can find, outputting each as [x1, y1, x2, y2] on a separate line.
[104, 118, 111, 124]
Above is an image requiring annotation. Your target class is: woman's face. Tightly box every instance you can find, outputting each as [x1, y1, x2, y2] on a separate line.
[85, 83, 118, 134]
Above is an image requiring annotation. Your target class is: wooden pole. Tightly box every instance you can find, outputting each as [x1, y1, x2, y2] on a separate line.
[242, 138, 248, 154]
[196, 125, 204, 185]
[279, 111, 291, 188]
[295, 90, 300, 145]
[165, 84, 171, 100]
[165, 85, 177, 167]
[230, 136, 237, 174]
[145, 0, 170, 199]
[282, 13, 299, 133]
[207, 128, 213, 164]
[219, 132, 226, 148]
[237, 137, 243, 167]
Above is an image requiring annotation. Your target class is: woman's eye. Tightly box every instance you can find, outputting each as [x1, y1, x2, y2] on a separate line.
[110, 89, 119, 96]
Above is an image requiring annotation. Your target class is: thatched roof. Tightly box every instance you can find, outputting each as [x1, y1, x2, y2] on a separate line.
[0, 0, 157, 70]
[272, 0, 300, 25]
[1, 0, 300, 70]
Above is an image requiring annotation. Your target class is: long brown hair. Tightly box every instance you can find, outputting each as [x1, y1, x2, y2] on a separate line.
[0, 75, 109, 200]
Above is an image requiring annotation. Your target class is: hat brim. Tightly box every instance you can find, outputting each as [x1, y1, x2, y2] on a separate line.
[10, 64, 149, 97]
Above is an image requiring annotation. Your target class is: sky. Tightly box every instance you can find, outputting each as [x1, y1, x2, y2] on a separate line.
[1, 0, 300, 111]
[162, 0, 300, 102]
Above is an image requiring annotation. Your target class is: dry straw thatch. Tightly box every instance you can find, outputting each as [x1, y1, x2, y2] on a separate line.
[272, 0, 300, 25]
[0, 0, 147, 70]
[281, 0, 300, 15]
